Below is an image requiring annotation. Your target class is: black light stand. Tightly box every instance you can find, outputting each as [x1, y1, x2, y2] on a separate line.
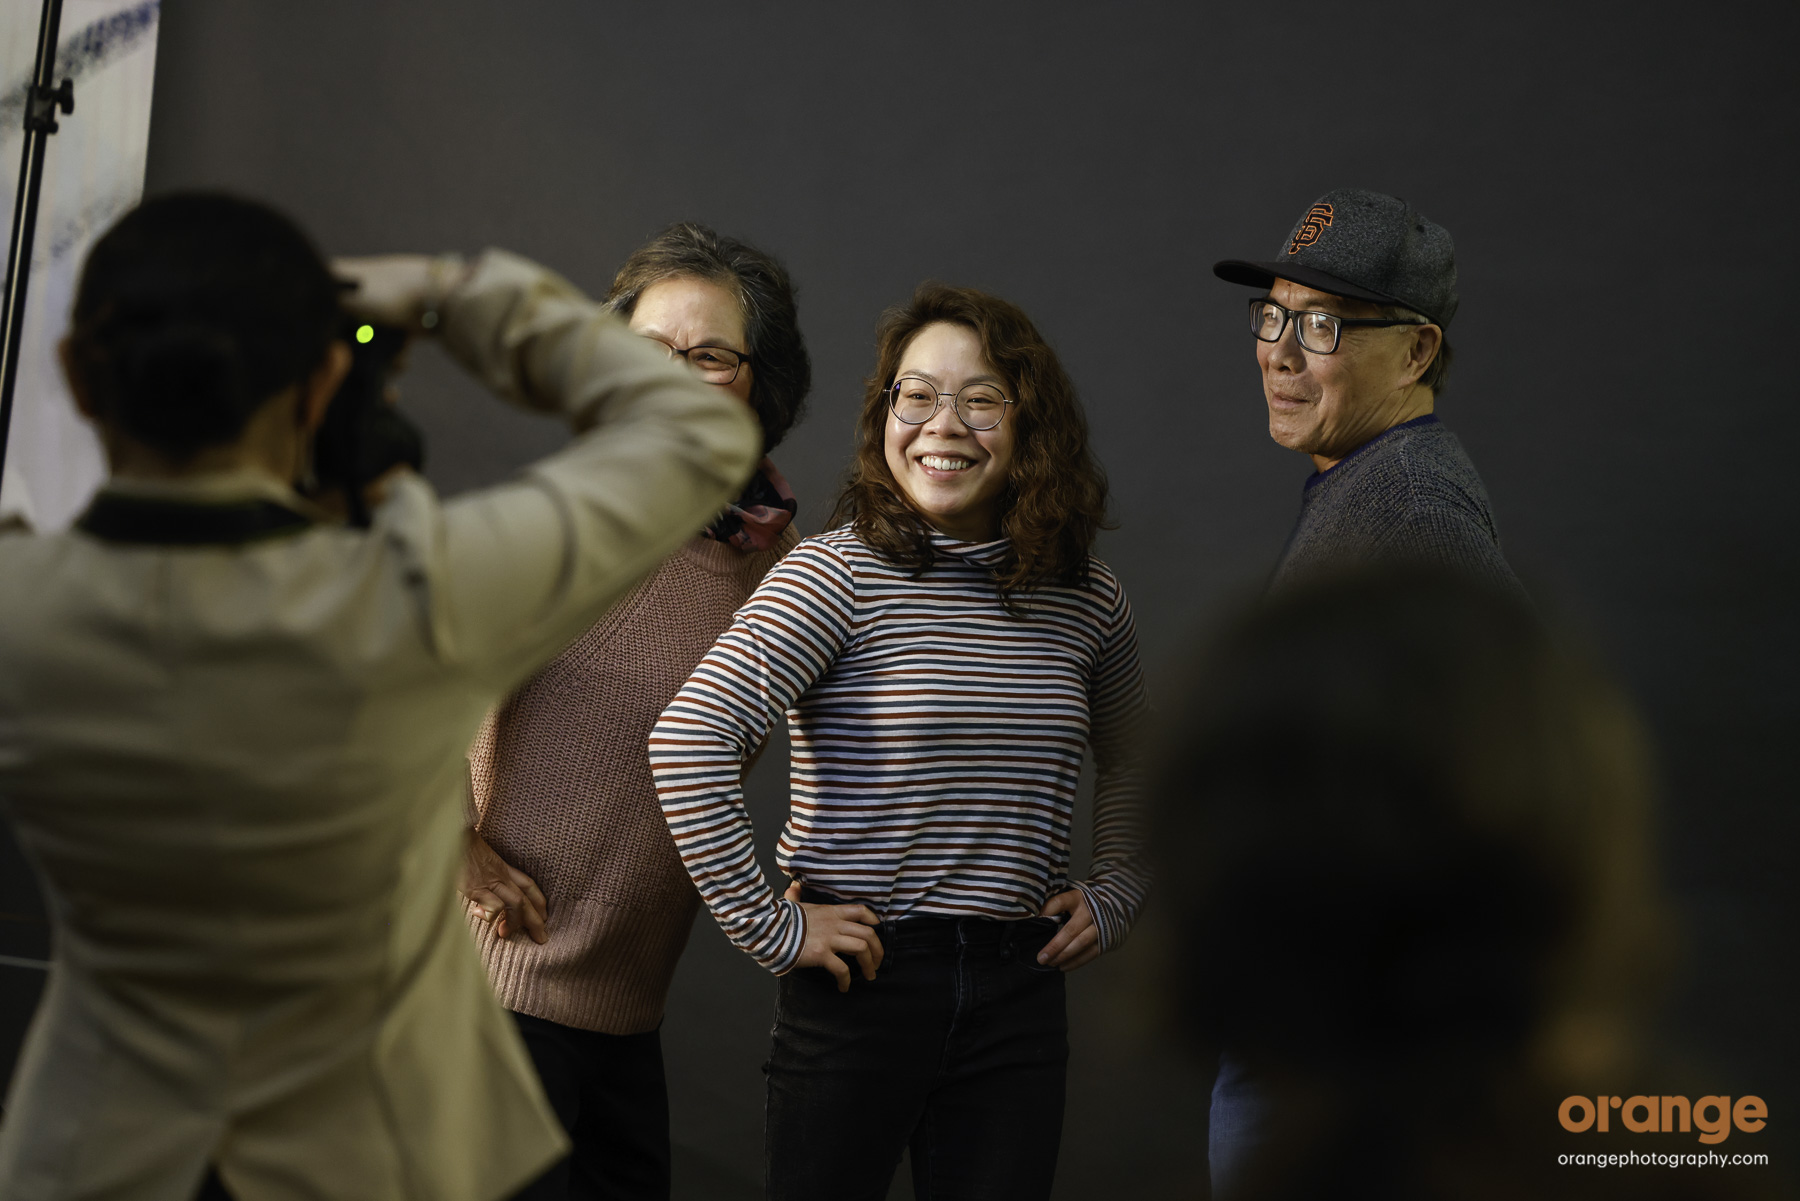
[0, 0, 76, 497]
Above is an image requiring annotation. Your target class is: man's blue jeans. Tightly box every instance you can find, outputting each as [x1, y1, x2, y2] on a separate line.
[1209, 1051, 1272, 1200]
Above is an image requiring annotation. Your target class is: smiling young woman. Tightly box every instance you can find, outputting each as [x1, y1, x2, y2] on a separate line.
[834, 282, 1110, 607]
[650, 283, 1147, 1200]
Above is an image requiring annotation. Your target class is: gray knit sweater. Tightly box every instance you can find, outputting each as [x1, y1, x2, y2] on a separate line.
[1269, 415, 1522, 597]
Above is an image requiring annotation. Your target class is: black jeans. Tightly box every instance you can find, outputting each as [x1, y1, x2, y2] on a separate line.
[510, 1011, 672, 1201]
[765, 909, 1069, 1201]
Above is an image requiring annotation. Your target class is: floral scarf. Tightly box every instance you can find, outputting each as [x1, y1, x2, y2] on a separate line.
[704, 458, 796, 552]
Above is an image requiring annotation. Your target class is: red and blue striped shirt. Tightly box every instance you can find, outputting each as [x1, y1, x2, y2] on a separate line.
[649, 529, 1150, 973]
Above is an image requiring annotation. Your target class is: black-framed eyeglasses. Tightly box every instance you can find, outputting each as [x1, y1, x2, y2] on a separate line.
[646, 337, 751, 384]
[1249, 298, 1427, 355]
[885, 376, 1013, 431]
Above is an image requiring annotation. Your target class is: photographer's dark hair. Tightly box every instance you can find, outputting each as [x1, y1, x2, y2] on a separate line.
[66, 192, 341, 463]
[604, 222, 810, 453]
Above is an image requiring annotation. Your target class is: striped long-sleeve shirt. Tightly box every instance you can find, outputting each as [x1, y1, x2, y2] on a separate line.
[649, 528, 1149, 974]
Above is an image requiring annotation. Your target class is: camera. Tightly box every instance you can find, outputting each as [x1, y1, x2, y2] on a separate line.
[309, 317, 425, 527]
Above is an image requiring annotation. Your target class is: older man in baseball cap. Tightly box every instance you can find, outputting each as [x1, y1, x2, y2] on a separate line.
[1205, 191, 1524, 1198]
[1216, 188, 1522, 597]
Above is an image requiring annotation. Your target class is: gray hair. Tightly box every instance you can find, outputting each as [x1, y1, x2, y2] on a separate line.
[1377, 302, 1453, 395]
[605, 222, 811, 453]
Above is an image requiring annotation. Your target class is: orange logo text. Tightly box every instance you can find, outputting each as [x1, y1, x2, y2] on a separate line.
[1559, 1095, 1767, 1145]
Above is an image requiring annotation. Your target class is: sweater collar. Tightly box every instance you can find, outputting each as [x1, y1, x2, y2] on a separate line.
[927, 532, 1010, 567]
[1303, 413, 1440, 491]
[681, 529, 789, 574]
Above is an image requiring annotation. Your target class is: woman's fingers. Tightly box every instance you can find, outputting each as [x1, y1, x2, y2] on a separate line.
[830, 931, 880, 981]
[1037, 915, 1084, 961]
[502, 866, 550, 944]
[461, 833, 548, 942]
[466, 887, 516, 940]
[486, 877, 525, 913]
[835, 906, 884, 970]
[1057, 938, 1103, 972]
[475, 877, 548, 944]
[823, 951, 852, 992]
[1045, 923, 1098, 969]
[796, 902, 885, 988]
[467, 887, 503, 923]
[822, 918, 881, 966]
[514, 891, 549, 945]
[1037, 888, 1096, 967]
[509, 866, 548, 917]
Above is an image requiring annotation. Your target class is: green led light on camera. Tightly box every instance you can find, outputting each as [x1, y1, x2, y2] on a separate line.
[355, 324, 374, 344]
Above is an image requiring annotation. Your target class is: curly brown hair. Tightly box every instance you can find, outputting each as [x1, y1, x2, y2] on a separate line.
[827, 283, 1110, 604]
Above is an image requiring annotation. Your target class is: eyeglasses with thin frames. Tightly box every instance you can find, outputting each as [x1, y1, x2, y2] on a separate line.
[644, 336, 751, 384]
[1249, 298, 1427, 355]
[885, 377, 1013, 431]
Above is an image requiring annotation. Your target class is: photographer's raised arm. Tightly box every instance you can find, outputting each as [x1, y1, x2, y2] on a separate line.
[339, 250, 760, 686]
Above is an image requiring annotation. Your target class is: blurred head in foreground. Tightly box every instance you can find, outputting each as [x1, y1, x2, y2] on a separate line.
[1152, 568, 1674, 1198]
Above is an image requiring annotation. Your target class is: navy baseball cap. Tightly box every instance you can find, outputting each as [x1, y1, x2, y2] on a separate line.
[1213, 189, 1459, 329]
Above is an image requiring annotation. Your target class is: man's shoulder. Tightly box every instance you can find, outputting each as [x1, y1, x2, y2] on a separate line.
[1387, 419, 1500, 519]
[1345, 423, 1515, 574]
[1389, 415, 1481, 472]
[1277, 415, 1514, 588]
[1321, 417, 1492, 515]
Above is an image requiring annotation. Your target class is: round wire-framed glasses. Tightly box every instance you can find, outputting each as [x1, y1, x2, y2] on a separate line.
[885, 376, 1013, 431]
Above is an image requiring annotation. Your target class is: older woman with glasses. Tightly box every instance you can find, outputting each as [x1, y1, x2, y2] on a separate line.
[460, 223, 810, 1201]
[650, 283, 1149, 1200]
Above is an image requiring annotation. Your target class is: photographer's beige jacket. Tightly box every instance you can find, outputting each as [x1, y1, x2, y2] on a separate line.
[0, 252, 760, 1201]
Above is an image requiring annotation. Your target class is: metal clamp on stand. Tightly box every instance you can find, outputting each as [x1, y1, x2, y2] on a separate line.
[27, 78, 76, 134]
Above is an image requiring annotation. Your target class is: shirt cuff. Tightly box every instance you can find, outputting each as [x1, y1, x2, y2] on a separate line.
[1071, 877, 1140, 953]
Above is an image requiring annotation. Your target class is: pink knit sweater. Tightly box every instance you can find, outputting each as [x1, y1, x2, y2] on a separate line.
[467, 530, 794, 1033]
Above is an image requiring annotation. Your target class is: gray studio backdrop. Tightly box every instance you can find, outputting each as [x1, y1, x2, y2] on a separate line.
[2, 4, 1795, 1197]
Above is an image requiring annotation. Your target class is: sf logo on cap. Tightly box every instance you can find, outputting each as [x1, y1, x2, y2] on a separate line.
[1288, 203, 1333, 255]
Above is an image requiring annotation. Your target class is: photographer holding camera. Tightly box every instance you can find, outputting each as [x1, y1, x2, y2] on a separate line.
[0, 193, 760, 1201]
